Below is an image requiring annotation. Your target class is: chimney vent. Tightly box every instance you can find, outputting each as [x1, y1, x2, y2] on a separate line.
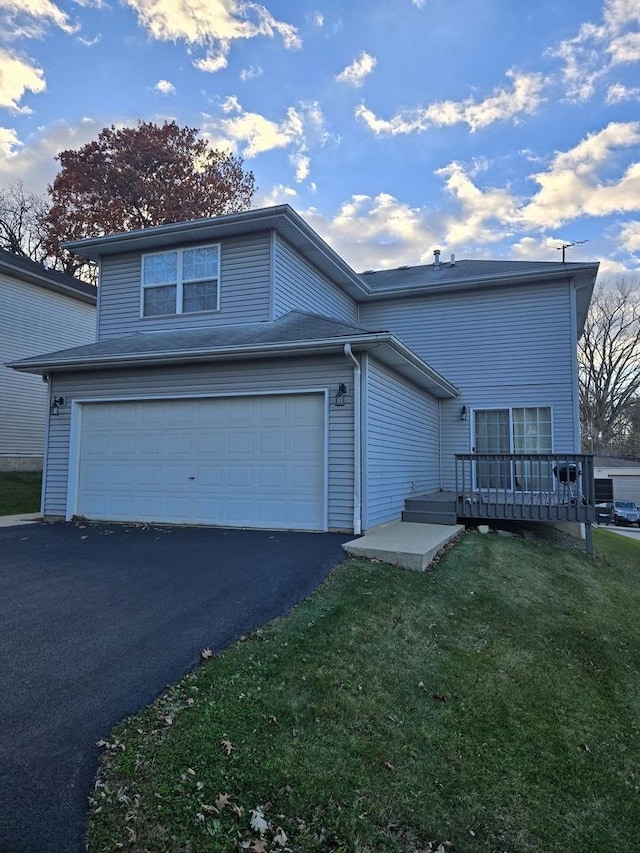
[450, 253, 456, 267]
[433, 249, 441, 270]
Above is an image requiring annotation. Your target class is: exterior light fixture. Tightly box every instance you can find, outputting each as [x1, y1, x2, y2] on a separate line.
[51, 396, 66, 416]
[335, 383, 347, 407]
[459, 405, 467, 421]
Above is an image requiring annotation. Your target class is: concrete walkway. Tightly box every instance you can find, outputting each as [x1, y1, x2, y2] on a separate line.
[0, 512, 41, 527]
[343, 520, 464, 571]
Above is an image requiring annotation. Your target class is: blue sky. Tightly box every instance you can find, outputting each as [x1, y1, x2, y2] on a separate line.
[0, 0, 639, 277]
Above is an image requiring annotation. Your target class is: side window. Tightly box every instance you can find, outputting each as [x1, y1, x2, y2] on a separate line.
[142, 251, 177, 317]
[141, 244, 220, 317]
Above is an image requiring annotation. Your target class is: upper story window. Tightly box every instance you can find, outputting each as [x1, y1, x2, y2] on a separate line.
[141, 244, 220, 317]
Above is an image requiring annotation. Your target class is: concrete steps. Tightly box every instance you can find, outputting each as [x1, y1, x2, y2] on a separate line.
[402, 493, 458, 525]
[343, 520, 464, 572]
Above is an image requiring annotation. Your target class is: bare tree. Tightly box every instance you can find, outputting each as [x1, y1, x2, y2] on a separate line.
[579, 277, 640, 454]
[0, 180, 49, 263]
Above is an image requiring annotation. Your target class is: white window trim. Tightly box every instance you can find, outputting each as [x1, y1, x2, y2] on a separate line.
[470, 405, 555, 454]
[140, 242, 221, 318]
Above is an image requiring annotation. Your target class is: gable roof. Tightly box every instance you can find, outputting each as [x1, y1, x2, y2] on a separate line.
[0, 250, 97, 305]
[63, 204, 598, 330]
[10, 310, 459, 399]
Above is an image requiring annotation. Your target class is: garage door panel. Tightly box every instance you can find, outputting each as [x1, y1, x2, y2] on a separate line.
[76, 394, 325, 530]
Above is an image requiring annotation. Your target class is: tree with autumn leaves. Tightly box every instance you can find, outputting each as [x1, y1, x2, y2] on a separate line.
[45, 120, 255, 276]
[0, 120, 255, 279]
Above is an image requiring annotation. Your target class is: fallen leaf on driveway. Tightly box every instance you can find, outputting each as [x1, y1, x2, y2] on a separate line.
[201, 648, 214, 660]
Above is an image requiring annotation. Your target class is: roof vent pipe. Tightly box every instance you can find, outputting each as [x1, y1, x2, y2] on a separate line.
[433, 249, 441, 270]
[450, 253, 456, 267]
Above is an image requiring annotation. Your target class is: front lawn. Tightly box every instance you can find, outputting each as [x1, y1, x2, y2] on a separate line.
[0, 471, 42, 515]
[87, 529, 640, 852]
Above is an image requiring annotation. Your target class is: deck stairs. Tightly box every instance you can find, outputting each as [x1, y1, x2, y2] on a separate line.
[402, 491, 458, 525]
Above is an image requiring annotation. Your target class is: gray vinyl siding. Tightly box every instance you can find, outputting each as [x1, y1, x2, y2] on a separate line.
[273, 235, 358, 324]
[360, 280, 579, 487]
[44, 356, 354, 530]
[97, 233, 272, 340]
[364, 356, 440, 528]
[0, 275, 95, 459]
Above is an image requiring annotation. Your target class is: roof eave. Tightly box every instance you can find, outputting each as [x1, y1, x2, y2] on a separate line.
[62, 205, 369, 298]
[0, 256, 97, 305]
[362, 262, 600, 300]
[10, 332, 458, 398]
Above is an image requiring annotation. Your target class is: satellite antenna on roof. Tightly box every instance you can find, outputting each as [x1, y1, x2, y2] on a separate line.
[556, 239, 588, 263]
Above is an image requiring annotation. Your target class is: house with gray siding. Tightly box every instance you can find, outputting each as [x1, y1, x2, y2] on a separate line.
[10, 205, 599, 532]
[0, 251, 96, 471]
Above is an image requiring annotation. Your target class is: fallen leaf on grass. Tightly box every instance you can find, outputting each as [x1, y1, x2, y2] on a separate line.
[220, 739, 234, 755]
[215, 792, 230, 810]
[250, 806, 269, 833]
[273, 827, 288, 847]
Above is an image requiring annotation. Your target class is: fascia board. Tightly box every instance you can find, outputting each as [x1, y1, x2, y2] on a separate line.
[9, 331, 458, 398]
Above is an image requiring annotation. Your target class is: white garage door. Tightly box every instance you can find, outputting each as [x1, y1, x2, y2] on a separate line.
[75, 394, 325, 530]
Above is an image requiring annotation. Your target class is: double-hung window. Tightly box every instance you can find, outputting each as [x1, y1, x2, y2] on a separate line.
[142, 244, 220, 317]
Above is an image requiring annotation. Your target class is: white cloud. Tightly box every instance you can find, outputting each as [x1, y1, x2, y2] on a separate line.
[435, 161, 520, 245]
[550, 0, 640, 101]
[607, 30, 640, 64]
[154, 79, 175, 95]
[0, 0, 77, 36]
[125, 0, 300, 74]
[520, 122, 640, 228]
[0, 126, 21, 158]
[256, 183, 298, 207]
[356, 69, 546, 134]
[335, 51, 376, 87]
[302, 193, 442, 271]
[606, 82, 640, 102]
[204, 97, 327, 183]
[0, 49, 45, 112]
[239, 64, 263, 81]
[412, 0, 426, 7]
[0, 117, 112, 194]
[618, 220, 640, 252]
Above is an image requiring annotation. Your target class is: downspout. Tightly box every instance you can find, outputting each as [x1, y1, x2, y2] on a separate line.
[344, 343, 362, 535]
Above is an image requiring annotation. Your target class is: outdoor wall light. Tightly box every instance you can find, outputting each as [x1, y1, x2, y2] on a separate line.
[335, 383, 347, 407]
[459, 405, 467, 421]
[51, 396, 66, 416]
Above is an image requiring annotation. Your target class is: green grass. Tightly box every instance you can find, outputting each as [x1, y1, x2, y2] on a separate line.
[0, 471, 41, 514]
[87, 529, 640, 853]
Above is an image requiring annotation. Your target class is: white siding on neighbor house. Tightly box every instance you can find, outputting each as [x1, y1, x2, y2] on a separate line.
[360, 280, 580, 487]
[44, 355, 355, 530]
[0, 275, 95, 459]
[593, 468, 640, 505]
[364, 356, 440, 529]
[97, 233, 272, 340]
[273, 235, 358, 324]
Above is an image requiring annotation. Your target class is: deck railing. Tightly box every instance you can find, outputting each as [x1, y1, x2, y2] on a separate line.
[454, 453, 595, 524]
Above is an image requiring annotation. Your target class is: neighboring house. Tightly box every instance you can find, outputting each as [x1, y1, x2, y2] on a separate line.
[594, 456, 640, 506]
[1, 251, 96, 471]
[10, 205, 599, 532]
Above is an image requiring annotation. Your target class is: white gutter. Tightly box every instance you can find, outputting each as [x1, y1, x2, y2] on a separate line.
[344, 343, 362, 535]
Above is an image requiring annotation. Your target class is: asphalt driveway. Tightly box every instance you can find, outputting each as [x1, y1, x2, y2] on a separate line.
[0, 521, 350, 853]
